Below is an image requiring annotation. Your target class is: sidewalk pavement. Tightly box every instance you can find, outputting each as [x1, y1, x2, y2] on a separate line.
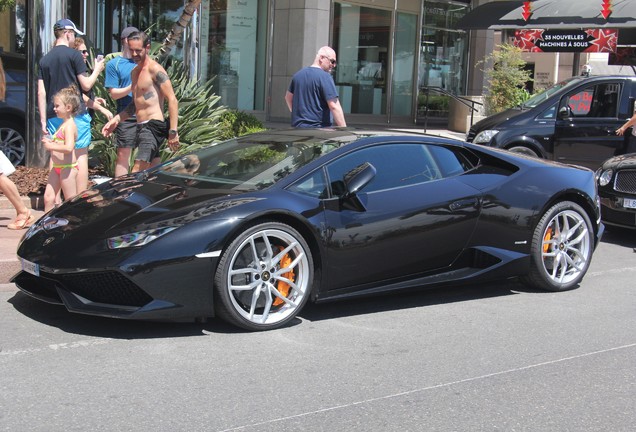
[0, 126, 466, 285]
[0, 203, 45, 285]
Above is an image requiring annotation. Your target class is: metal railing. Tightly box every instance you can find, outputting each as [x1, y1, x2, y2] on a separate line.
[420, 86, 483, 133]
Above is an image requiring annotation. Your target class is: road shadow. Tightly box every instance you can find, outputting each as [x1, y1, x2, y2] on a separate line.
[7, 291, 239, 338]
[7, 279, 541, 338]
[298, 279, 532, 323]
[600, 226, 636, 249]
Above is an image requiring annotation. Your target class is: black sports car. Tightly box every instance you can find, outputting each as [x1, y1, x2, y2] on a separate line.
[13, 129, 604, 331]
[596, 153, 636, 229]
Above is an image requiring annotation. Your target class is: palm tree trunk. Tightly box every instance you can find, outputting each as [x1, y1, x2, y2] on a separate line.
[159, 0, 203, 57]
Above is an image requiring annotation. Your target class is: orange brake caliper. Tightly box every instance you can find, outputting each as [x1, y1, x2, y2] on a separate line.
[542, 227, 553, 253]
[273, 249, 295, 307]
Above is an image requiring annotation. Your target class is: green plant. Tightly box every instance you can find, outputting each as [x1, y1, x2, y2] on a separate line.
[218, 109, 265, 141]
[417, 94, 450, 112]
[89, 44, 227, 176]
[481, 43, 533, 115]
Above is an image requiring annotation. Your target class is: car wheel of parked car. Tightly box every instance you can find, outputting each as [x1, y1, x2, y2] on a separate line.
[522, 201, 593, 292]
[214, 221, 313, 331]
[508, 146, 539, 158]
[0, 119, 26, 166]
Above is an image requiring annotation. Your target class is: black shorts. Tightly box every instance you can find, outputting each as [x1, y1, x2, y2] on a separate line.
[115, 117, 138, 149]
[135, 119, 168, 163]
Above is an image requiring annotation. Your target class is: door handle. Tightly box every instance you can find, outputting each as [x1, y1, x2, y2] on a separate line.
[449, 198, 479, 211]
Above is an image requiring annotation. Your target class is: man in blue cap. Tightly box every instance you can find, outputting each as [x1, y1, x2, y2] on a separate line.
[37, 18, 105, 193]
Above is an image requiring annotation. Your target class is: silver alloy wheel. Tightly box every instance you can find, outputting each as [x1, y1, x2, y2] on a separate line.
[508, 146, 539, 158]
[0, 122, 26, 166]
[225, 227, 311, 327]
[540, 209, 591, 285]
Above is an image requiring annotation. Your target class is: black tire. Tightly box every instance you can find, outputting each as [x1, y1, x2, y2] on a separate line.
[0, 119, 26, 166]
[522, 201, 594, 292]
[214, 221, 314, 331]
[508, 146, 539, 158]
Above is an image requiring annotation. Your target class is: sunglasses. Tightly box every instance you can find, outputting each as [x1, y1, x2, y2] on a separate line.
[81, 50, 89, 55]
[323, 55, 336, 65]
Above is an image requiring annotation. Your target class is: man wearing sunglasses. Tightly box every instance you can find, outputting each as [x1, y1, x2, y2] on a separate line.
[285, 46, 346, 128]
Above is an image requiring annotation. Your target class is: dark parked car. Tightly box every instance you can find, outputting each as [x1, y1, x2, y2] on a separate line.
[467, 75, 636, 170]
[0, 52, 27, 166]
[13, 129, 603, 331]
[596, 152, 636, 229]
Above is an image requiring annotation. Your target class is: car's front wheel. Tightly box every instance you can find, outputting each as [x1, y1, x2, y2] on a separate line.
[214, 221, 313, 331]
[508, 145, 539, 158]
[522, 201, 594, 291]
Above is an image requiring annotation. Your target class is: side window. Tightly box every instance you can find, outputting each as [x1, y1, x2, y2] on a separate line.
[288, 169, 328, 198]
[567, 87, 594, 116]
[325, 143, 470, 196]
[564, 83, 621, 118]
[539, 103, 558, 119]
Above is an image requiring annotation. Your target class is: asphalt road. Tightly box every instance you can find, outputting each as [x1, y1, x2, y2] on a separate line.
[1, 228, 635, 432]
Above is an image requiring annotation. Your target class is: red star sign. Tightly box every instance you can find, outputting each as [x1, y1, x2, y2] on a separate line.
[585, 29, 617, 53]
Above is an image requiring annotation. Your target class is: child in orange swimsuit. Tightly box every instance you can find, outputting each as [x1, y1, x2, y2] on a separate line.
[42, 85, 81, 212]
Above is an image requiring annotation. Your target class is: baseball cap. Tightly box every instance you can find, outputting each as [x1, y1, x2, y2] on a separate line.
[54, 19, 85, 35]
[121, 26, 140, 39]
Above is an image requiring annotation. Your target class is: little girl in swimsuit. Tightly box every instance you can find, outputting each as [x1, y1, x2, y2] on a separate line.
[42, 85, 81, 212]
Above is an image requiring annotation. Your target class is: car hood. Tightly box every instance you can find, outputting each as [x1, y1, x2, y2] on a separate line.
[599, 153, 636, 170]
[39, 175, 254, 234]
[472, 108, 525, 133]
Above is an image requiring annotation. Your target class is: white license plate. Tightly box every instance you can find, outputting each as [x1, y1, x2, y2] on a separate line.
[20, 258, 40, 277]
[624, 198, 636, 209]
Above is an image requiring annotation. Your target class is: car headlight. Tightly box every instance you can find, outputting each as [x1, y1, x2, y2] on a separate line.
[597, 169, 613, 187]
[107, 227, 177, 249]
[473, 129, 500, 144]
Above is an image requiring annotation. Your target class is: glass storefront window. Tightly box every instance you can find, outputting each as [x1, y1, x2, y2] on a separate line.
[392, 11, 417, 117]
[109, 1, 187, 56]
[418, 1, 468, 122]
[333, 3, 391, 116]
[200, 0, 267, 110]
[0, 0, 26, 55]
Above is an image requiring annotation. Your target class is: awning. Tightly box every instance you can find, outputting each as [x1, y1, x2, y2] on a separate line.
[454, 1, 524, 31]
[456, 0, 636, 39]
[492, 0, 636, 30]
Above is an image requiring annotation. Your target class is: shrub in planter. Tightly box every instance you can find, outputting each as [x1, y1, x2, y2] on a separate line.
[89, 46, 226, 177]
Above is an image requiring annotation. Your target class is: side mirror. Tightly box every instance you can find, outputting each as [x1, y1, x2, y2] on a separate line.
[558, 106, 572, 119]
[328, 162, 376, 212]
[344, 162, 376, 196]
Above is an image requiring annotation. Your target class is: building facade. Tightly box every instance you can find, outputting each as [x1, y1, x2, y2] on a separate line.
[3, 1, 632, 166]
[15, 0, 474, 128]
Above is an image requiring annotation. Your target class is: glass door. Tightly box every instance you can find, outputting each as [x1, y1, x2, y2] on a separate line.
[333, 3, 391, 118]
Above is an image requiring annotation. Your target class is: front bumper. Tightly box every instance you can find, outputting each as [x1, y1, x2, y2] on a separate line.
[11, 257, 217, 321]
[600, 196, 636, 229]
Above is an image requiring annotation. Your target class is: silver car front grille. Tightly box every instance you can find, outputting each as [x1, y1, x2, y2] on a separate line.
[615, 169, 636, 194]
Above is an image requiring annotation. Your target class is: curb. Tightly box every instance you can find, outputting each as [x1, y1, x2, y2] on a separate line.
[0, 195, 45, 210]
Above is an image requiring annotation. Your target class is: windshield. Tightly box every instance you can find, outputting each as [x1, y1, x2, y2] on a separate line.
[158, 131, 358, 191]
[522, 76, 587, 108]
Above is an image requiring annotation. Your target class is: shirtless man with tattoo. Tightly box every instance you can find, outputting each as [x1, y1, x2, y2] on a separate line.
[101, 31, 179, 173]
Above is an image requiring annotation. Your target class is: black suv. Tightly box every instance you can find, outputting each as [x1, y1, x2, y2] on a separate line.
[467, 75, 636, 170]
[1, 52, 27, 166]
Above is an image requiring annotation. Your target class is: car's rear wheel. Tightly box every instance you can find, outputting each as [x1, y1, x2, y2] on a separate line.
[508, 145, 539, 158]
[522, 201, 593, 291]
[214, 221, 313, 331]
[0, 119, 26, 166]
